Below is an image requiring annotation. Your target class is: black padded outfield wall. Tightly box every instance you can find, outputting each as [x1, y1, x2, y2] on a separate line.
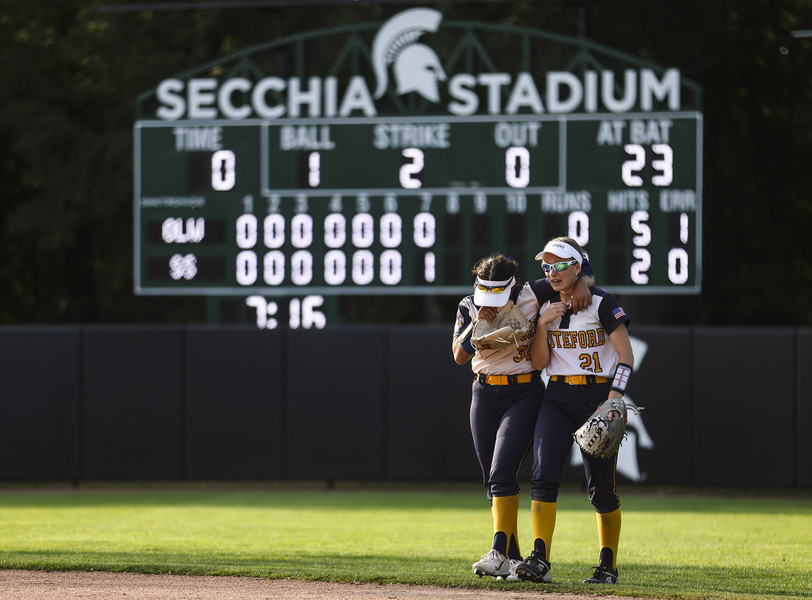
[796, 329, 812, 489]
[0, 327, 82, 479]
[81, 327, 185, 479]
[184, 327, 286, 479]
[0, 325, 809, 487]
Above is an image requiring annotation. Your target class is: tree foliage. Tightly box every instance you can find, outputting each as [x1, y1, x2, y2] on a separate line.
[1, 0, 811, 325]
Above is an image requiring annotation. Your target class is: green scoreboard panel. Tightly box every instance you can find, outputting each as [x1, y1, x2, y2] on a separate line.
[134, 112, 702, 296]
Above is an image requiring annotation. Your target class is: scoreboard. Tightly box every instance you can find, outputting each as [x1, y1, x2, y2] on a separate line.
[134, 112, 702, 296]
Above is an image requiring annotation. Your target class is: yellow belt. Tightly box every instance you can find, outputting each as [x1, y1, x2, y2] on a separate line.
[550, 375, 609, 385]
[475, 372, 538, 386]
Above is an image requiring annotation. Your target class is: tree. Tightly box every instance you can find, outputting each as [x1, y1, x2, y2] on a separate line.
[1, 0, 811, 325]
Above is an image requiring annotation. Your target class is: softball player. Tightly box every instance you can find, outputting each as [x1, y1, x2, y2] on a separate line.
[513, 237, 633, 585]
[452, 254, 594, 580]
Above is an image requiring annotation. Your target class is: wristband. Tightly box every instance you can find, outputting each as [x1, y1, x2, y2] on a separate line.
[611, 363, 632, 394]
[458, 322, 475, 354]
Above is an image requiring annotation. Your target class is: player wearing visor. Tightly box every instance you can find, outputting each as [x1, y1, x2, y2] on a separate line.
[514, 236, 633, 586]
[452, 253, 594, 581]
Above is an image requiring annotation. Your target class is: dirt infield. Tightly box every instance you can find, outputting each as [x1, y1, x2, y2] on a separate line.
[0, 569, 641, 600]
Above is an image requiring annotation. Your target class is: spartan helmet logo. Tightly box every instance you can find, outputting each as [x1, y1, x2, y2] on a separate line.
[372, 8, 448, 103]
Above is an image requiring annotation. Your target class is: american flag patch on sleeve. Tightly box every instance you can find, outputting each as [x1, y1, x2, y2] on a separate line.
[612, 307, 626, 320]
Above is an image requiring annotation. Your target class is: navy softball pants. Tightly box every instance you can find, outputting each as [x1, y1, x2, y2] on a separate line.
[531, 380, 620, 514]
[470, 377, 543, 498]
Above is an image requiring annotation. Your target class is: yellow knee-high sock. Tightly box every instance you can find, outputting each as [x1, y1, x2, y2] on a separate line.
[509, 503, 522, 560]
[492, 495, 520, 555]
[596, 508, 622, 568]
[530, 500, 557, 560]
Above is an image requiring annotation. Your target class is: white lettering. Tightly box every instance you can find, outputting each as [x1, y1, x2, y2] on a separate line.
[252, 77, 286, 118]
[541, 190, 592, 213]
[151, 69, 683, 119]
[156, 78, 185, 121]
[659, 189, 697, 212]
[218, 77, 251, 120]
[161, 217, 205, 243]
[288, 77, 321, 118]
[172, 127, 223, 151]
[447, 73, 478, 115]
[505, 72, 544, 114]
[324, 76, 338, 117]
[339, 75, 377, 116]
[584, 71, 598, 112]
[629, 119, 673, 144]
[478, 73, 512, 115]
[641, 68, 680, 111]
[187, 78, 218, 119]
[607, 190, 649, 212]
[601, 70, 637, 113]
[372, 123, 450, 149]
[546, 72, 582, 113]
[596, 120, 626, 145]
[279, 125, 336, 150]
[493, 122, 541, 148]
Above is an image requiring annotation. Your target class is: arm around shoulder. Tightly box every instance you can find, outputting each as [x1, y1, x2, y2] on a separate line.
[570, 274, 595, 313]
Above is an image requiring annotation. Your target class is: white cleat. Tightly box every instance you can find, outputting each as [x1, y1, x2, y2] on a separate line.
[472, 549, 511, 578]
[497, 558, 523, 581]
[506, 558, 522, 581]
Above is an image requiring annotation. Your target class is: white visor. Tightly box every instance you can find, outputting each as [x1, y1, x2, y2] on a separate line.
[534, 240, 583, 265]
[473, 276, 514, 307]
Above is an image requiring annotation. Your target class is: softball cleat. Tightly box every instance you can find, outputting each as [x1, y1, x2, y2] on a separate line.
[583, 565, 618, 584]
[472, 549, 510, 578]
[514, 551, 552, 583]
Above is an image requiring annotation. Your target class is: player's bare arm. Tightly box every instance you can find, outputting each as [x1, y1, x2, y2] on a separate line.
[452, 336, 472, 365]
[570, 274, 595, 313]
[529, 302, 567, 370]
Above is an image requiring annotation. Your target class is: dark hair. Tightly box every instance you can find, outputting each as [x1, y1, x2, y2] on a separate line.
[472, 254, 518, 281]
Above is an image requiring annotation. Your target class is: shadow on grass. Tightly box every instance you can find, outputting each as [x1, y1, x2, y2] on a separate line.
[1, 484, 809, 515]
[0, 490, 490, 511]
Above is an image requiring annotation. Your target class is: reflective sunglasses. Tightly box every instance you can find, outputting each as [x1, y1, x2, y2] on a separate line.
[541, 259, 578, 273]
[474, 283, 509, 294]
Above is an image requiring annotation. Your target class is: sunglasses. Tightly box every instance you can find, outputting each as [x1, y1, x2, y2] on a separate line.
[474, 283, 509, 294]
[541, 259, 578, 273]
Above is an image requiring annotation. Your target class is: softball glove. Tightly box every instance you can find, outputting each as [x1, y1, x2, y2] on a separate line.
[573, 398, 644, 459]
[471, 300, 531, 352]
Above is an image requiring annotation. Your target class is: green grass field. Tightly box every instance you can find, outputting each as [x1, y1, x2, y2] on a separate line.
[0, 482, 810, 600]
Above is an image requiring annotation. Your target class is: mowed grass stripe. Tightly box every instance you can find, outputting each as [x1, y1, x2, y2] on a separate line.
[0, 487, 809, 600]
